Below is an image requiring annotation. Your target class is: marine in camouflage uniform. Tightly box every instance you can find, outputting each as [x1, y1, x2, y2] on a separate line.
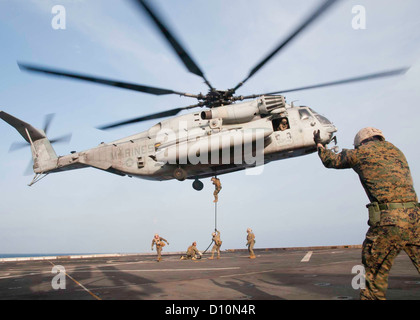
[246, 228, 256, 259]
[209, 230, 222, 259]
[314, 128, 420, 300]
[151, 234, 169, 262]
[211, 177, 222, 203]
[180, 241, 202, 260]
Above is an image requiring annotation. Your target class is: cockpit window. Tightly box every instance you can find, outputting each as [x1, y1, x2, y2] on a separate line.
[272, 117, 290, 131]
[309, 108, 331, 125]
[298, 109, 313, 120]
[314, 114, 331, 125]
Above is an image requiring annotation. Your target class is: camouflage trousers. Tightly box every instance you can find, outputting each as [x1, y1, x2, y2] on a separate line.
[248, 242, 255, 257]
[211, 244, 221, 257]
[213, 187, 221, 202]
[155, 246, 163, 260]
[361, 207, 420, 300]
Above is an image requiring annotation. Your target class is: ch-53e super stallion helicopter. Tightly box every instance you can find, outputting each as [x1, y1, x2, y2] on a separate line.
[0, 0, 408, 190]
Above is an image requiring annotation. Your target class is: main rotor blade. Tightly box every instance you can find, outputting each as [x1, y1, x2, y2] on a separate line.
[18, 62, 198, 98]
[233, 0, 339, 92]
[97, 103, 202, 130]
[134, 0, 214, 90]
[242, 67, 409, 98]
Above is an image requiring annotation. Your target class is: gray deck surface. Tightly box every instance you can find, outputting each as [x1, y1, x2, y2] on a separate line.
[0, 247, 419, 300]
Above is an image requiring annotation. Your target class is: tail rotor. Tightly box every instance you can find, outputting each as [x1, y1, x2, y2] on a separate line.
[7, 113, 72, 175]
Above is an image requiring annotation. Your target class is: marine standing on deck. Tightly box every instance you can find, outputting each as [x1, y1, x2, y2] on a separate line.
[209, 229, 222, 260]
[314, 128, 420, 300]
[246, 228, 256, 259]
[211, 177, 222, 203]
[151, 234, 169, 262]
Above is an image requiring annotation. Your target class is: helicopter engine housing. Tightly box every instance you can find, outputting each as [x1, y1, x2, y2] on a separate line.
[258, 95, 286, 114]
[200, 101, 258, 124]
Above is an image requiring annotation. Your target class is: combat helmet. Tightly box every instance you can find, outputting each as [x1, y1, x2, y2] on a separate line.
[354, 127, 385, 148]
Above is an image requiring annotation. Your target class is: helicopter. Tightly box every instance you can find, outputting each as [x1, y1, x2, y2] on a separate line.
[0, 0, 409, 190]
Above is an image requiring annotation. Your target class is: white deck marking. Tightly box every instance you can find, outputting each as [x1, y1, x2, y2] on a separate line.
[301, 251, 313, 262]
[0, 266, 240, 280]
[76, 267, 241, 273]
[220, 269, 275, 278]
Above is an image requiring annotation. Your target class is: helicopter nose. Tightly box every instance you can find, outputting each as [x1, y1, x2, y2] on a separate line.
[326, 125, 337, 134]
[323, 125, 337, 145]
[315, 124, 337, 146]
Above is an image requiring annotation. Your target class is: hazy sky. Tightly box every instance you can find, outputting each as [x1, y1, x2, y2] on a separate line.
[1, 0, 420, 255]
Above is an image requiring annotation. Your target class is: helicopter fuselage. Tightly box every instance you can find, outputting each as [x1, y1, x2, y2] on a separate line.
[38, 95, 336, 184]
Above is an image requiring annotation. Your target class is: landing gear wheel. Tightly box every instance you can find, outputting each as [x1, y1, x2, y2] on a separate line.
[173, 167, 187, 181]
[192, 179, 204, 191]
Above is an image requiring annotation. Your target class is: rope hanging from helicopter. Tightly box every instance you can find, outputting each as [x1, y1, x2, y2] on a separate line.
[202, 176, 222, 255]
[201, 201, 217, 255]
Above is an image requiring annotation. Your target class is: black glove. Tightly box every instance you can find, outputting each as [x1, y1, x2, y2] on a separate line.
[313, 130, 322, 145]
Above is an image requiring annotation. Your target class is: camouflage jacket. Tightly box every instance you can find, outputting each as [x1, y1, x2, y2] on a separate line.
[247, 232, 255, 245]
[151, 237, 168, 248]
[212, 230, 222, 246]
[187, 244, 199, 256]
[318, 140, 418, 204]
[212, 178, 222, 191]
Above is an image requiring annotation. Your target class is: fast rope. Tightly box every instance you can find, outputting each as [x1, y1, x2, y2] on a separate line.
[202, 186, 219, 255]
[214, 201, 218, 231]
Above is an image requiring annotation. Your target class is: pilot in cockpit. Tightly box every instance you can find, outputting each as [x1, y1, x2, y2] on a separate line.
[278, 118, 289, 131]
